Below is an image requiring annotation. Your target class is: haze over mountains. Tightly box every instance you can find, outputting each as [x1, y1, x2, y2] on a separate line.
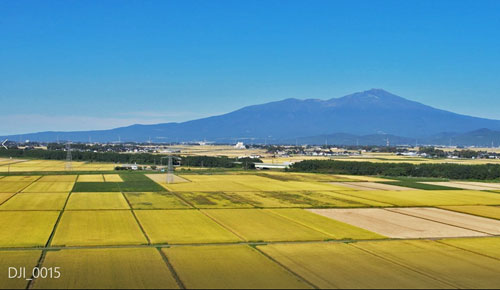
[4, 89, 500, 146]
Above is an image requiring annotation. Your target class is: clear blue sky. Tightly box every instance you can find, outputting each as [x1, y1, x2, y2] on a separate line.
[1, 0, 500, 135]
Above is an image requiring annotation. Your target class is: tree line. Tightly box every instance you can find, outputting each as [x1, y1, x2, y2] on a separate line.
[290, 160, 500, 180]
[0, 149, 262, 168]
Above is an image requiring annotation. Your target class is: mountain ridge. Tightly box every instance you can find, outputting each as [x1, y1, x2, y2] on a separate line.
[3, 89, 500, 145]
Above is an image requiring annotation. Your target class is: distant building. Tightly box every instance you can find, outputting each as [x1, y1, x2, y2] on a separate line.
[255, 162, 293, 170]
[234, 142, 245, 149]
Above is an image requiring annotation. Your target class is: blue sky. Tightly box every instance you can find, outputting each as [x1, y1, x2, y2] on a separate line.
[1, 0, 500, 135]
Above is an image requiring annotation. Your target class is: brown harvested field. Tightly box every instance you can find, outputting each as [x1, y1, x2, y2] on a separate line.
[454, 181, 500, 189]
[387, 207, 500, 235]
[420, 181, 495, 191]
[307, 208, 487, 239]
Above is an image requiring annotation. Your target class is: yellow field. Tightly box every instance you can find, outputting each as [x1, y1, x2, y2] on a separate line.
[38, 175, 77, 182]
[0, 211, 59, 247]
[338, 190, 500, 206]
[124, 192, 191, 209]
[0, 176, 40, 182]
[0, 250, 42, 289]
[134, 210, 241, 244]
[439, 205, 500, 220]
[145, 174, 188, 184]
[439, 237, 500, 260]
[353, 239, 500, 288]
[0, 193, 15, 205]
[0, 181, 33, 193]
[102, 174, 123, 182]
[269, 209, 385, 240]
[22, 181, 74, 193]
[77, 174, 104, 182]
[33, 248, 179, 289]
[258, 242, 449, 289]
[0, 192, 68, 210]
[51, 210, 147, 246]
[204, 209, 331, 242]
[65, 192, 130, 210]
[0, 160, 116, 172]
[164, 245, 310, 289]
[163, 174, 355, 193]
[176, 192, 254, 208]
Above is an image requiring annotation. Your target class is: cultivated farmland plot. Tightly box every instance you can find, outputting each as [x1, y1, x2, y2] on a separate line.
[77, 174, 104, 182]
[134, 210, 241, 244]
[65, 192, 130, 210]
[353, 240, 500, 288]
[33, 248, 179, 289]
[0, 181, 33, 193]
[0, 211, 59, 247]
[204, 209, 332, 242]
[439, 205, 500, 220]
[164, 245, 310, 289]
[51, 210, 148, 246]
[440, 237, 500, 260]
[22, 181, 75, 193]
[124, 192, 191, 209]
[0, 250, 42, 289]
[308, 208, 488, 238]
[258, 242, 450, 289]
[0, 192, 68, 210]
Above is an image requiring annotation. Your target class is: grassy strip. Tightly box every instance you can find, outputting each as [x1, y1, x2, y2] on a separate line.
[72, 182, 121, 192]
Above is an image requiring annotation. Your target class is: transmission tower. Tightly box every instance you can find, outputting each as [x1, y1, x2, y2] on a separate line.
[65, 142, 72, 171]
[167, 155, 174, 184]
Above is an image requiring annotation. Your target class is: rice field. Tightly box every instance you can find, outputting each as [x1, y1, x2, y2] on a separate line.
[0, 192, 68, 210]
[134, 210, 241, 244]
[2, 165, 500, 289]
[204, 209, 332, 242]
[337, 189, 500, 206]
[51, 210, 148, 246]
[124, 192, 191, 209]
[353, 240, 500, 288]
[33, 248, 179, 289]
[258, 242, 450, 289]
[0, 250, 42, 289]
[0, 181, 33, 193]
[77, 174, 104, 182]
[175, 192, 254, 208]
[22, 181, 74, 193]
[0, 211, 59, 247]
[163, 245, 310, 289]
[439, 205, 500, 220]
[439, 237, 500, 260]
[65, 192, 130, 210]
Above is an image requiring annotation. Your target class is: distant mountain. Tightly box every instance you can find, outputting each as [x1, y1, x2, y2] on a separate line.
[3, 89, 500, 145]
[280, 129, 500, 147]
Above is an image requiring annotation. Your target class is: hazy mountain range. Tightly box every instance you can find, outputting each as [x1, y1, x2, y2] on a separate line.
[3, 89, 500, 146]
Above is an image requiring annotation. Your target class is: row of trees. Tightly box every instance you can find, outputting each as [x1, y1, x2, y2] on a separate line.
[0, 149, 262, 169]
[291, 160, 500, 180]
